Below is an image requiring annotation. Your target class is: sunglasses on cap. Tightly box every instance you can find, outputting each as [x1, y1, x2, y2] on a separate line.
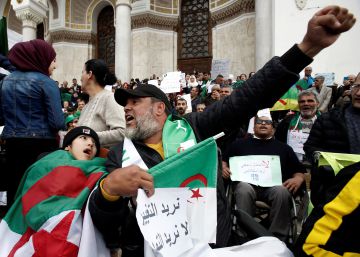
[255, 119, 273, 125]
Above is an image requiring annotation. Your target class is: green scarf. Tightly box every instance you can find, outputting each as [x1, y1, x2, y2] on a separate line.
[288, 112, 320, 131]
[162, 114, 197, 159]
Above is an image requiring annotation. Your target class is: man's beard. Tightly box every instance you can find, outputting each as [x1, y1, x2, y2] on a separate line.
[125, 109, 161, 141]
[177, 108, 185, 115]
[300, 109, 316, 119]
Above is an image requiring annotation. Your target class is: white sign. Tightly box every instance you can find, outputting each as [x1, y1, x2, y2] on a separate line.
[315, 72, 335, 86]
[160, 72, 182, 93]
[148, 80, 159, 87]
[287, 130, 309, 155]
[136, 188, 193, 257]
[211, 59, 230, 79]
[229, 155, 282, 187]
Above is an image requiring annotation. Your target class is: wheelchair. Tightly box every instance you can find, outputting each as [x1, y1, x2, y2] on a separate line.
[226, 180, 310, 247]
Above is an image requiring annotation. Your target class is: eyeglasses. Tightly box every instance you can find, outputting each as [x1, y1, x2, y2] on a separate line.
[255, 119, 273, 125]
[351, 84, 360, 92]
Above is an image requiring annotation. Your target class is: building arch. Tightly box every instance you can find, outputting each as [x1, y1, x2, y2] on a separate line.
[96, 5, 115, 72]
[47, 0, 59, 20]
[86, 0, 114, 33]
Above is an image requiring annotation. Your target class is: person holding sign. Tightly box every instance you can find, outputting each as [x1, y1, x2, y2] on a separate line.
[87, 6, 356, 256]
[223, 115, 306, 241]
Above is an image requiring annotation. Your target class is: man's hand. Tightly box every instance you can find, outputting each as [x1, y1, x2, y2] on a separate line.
[103, 165, 154, 197]
[298, 6, 356, 58]
[283, 173, 305, 194]
[343, 90, 351, 97]
[222, 161, 232, 179]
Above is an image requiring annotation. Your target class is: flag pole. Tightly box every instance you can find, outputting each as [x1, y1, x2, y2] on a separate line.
[212, 132, 225, 140]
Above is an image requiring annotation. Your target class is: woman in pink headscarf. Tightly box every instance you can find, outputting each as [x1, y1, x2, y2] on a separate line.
[0, 39, 65, 212]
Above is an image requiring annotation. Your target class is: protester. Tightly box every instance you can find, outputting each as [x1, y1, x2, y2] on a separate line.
[308, 75, 332, 113]
[304, 71, 360, 206]
[188, 74, 198, 88]
[302, 66, 314, 88]
[204, 84, 221, 106]
[275, 90, 320, 161]
[77, 59, 125, 148]
[190, 86, 201, 112]
[175, 97, 188, 116]
[0, 126, 107, 256]
[223, 115, 305, 241]
[221, 85, 233, 98]
[0, 39, 65, 211]
[88, 6, 356, 256]
[334, 74, 356, 107]
[196, 103, 206, 112]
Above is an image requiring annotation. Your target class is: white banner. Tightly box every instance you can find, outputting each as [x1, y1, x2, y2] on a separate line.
[211, 59, 230, 79]
[229, 155, 283, 187]
[160, 72, 182, 93]
[136, 188, 193, 257]
[315, 72, 335, 86]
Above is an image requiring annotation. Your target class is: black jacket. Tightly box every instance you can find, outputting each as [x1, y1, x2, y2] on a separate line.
[89, 45, 312, 256]
[304, 106, 350, 159]
[274, 113, 296, 144]
[303, 105, 350, 206]
[294, 162, 360, 257]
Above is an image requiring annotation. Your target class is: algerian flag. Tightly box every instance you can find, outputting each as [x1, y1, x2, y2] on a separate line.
[0, 150, 109, 257]
[148, 137, 218, 244]
[271, 80, 308, 111]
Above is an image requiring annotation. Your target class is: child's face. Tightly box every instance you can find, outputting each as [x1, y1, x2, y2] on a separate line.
[66, 135, 97, 160]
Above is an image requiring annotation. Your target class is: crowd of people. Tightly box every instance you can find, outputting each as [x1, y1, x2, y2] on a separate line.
[0, 5, 358, 257]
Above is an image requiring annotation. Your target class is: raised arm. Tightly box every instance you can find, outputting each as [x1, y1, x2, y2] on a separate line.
[188, 6, 356, 141]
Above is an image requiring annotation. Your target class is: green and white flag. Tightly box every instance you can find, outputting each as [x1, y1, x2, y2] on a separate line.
[148, 137, 218, 244]
[0, 150, 109, 257]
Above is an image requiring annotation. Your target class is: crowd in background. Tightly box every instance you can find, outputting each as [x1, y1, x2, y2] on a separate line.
[0, 6, 359, 256]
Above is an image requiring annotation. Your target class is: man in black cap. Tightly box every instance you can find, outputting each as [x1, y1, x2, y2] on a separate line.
[88, 6, 356, 256]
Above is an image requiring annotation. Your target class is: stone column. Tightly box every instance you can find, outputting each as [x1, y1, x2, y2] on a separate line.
[255, 0, 273, 70]
[115, 0, 132, 82]
[11, 0, 48, 41]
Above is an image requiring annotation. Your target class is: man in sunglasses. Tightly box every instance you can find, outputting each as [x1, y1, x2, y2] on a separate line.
[223, 116, 305, 242]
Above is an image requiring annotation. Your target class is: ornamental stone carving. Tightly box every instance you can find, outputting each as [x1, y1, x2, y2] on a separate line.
[49, 30, 96, 44]
[211, 0, 254, 26]
[11, 0, 48, 27]
[131, 13, 178, 31]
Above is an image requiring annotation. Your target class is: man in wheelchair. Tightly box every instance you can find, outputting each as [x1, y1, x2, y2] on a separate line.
[222, 115, 306, 242]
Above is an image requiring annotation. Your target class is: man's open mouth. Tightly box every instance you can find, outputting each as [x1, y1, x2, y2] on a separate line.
[125, 115, 135, 124]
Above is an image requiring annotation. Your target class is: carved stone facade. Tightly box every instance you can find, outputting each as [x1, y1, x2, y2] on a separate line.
[131, 13, 178, 31]
[2, 0, 256, 81]
[211, 0, 254, 26]
[49, 30, 96, 44]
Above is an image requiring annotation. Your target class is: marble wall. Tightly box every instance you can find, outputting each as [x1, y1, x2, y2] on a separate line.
[273, 0, 360, 83]
[212, 13, 255, 77]
[132, 28, 177, 80]
[52, 43, 93, 83]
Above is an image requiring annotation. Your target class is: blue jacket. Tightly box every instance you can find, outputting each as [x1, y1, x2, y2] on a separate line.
[0, 70, 65, 139]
